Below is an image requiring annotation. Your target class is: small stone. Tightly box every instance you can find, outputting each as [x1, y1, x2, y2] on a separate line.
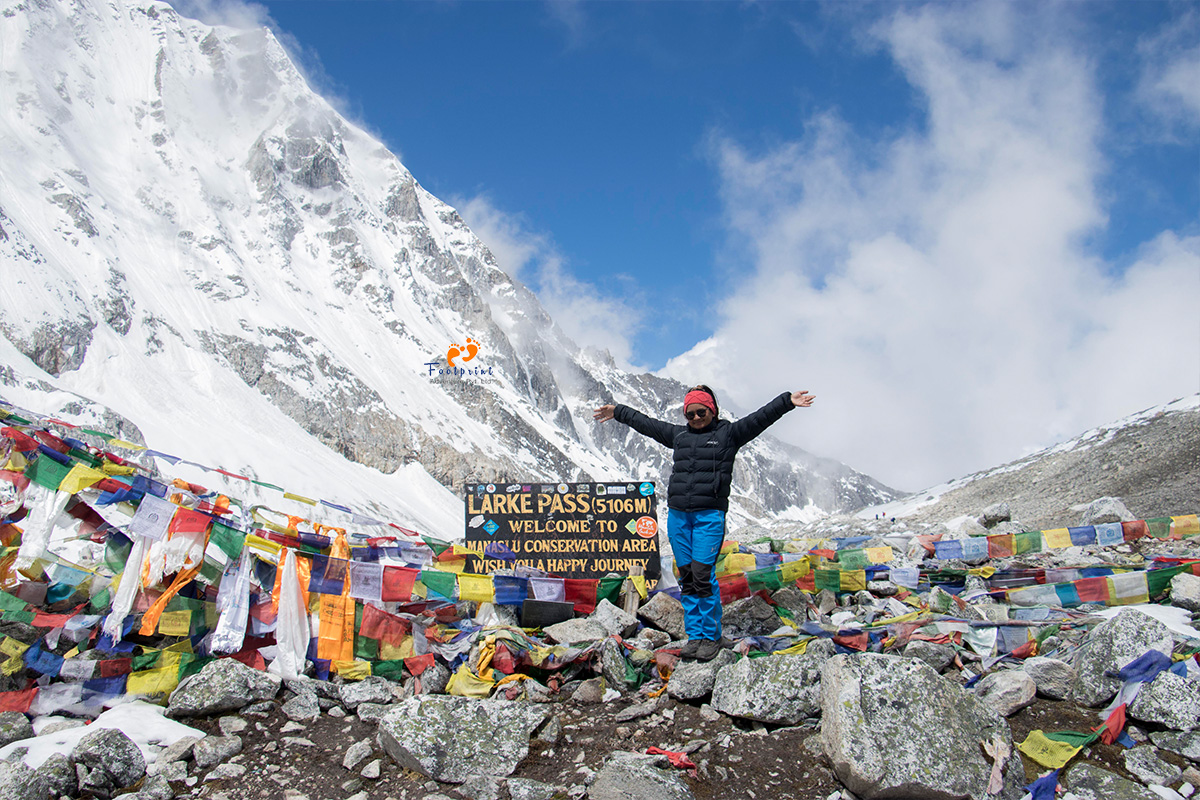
[217, 716, 248, 736]
[360, 759, 381, 780]
[343, 739, 373, 770]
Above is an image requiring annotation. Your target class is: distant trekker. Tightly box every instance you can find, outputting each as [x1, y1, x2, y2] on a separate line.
[593, 385, 815, 661]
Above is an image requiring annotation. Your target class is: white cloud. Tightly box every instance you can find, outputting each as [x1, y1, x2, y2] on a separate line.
[457, 195, 647, 370]
[1136, 8, 1200, 130]
[665, 4, 1200, 492]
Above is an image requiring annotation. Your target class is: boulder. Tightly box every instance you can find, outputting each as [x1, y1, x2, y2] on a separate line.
[1064, 762, 1159, 799]
[0, 713, 32, 750]
[339, 676, 396, 709]
[1149, 730, 1200, 763]
[543, 618, 608, 645]
[166, 657, 281, 718]
[591, 599, 639, 638]
[1021, 657, 1075, 700]
[667, 649, 738, 701]
[1128, 672, 1200, 731]
[377, 696, 553, 784]
[33, 752, 75, 799]
[771, 586, 812, 618]
[72, 727, 146, 796]
[1123, 744, 1182, 787]
[902, 640, 956, 672]
[979, 503, 1011, 528]
[281, 691, 320, 722]
[721, 595, 782, 638]
[820, 653, 1021, 800]
[588, 751, 694, 800]
[193, 734, 243, 769]
[1076, 497, 1134, 525]
[973, 670, 1036, 717]
[711, 652, 824, 725]
[637, 592, 685, 640]
[1071, 608, 1173, 707]
[1170, 573, 1200, 612]
[0, 760, 49, 800]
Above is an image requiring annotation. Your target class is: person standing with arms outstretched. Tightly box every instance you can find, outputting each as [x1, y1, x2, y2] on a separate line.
[594, 385, 815, 661]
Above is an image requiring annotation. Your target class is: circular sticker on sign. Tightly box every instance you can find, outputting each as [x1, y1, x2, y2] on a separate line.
[486, 484, 496, 493]
[635, 516, 658, 538]
[557, 483, 569, 494]
[638, 482, 654, 496]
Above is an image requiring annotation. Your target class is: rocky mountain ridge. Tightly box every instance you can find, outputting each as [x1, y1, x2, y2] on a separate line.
[0, 0, 894, 539]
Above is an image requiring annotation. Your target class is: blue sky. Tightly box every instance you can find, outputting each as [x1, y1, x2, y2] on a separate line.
[189, 0, 1199, 490]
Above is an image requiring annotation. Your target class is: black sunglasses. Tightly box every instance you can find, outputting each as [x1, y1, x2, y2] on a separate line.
[685, 408, 710, 420]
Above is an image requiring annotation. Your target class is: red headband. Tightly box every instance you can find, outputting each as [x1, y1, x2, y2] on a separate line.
[683, 390, 716, 416]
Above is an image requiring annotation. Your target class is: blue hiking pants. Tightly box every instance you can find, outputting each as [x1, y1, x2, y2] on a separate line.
[667, 507, 726, 641]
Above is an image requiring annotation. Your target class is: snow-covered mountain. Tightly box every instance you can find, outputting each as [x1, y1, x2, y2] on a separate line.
[0, 0, 896, 540]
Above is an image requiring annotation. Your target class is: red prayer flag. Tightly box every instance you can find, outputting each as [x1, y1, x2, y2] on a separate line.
[0, 688, 37, 713]
[564, 579, 599, 614]
[1, 428, 40, 452]
[1097, 703, 1126, 745]
[99, 658, 132, 677]
[169, 507, 212, 534]
[228, 650, 266, 671]
[404, 653, 436, 677]
[717, 574, 751, 604]
[1122, 521, 1149, 541]
[381, 566, 418, 602]
[1075, 577, 1111, 603]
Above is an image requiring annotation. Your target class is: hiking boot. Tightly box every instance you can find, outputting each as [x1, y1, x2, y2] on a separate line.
[695, 639, 722, 661]
[677, 640, 701, 658]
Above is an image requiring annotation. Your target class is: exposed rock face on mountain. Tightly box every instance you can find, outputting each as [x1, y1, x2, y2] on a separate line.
[0, 0, 895, 535]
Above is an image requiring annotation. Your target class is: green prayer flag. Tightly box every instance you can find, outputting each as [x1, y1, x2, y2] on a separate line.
[373, 660, 407, 682]
[1014, 531, 1043, 555]
[67, 448, 103, 468]
[133, 650, 162, 671]
[1045, 730, 1100, 748]
[90, 588, 111, 613]
[26, 456, 71, 491]
[2, 610, 35, 624]
[746, 567, 784, 593]
[0, 592, 27, 612]
[597, 576, 624, 605]
[1146, 518, 1172, 539]
[210, 522, 245, 559]
[420, 570, 457, 600]
[838, 549, 870, 570]
[355, 636, 379, 660]
[815, 569, 841, 592]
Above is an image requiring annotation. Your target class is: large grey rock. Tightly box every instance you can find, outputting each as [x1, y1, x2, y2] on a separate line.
[979, 502, 1011, 528]
[1128, 672, 1200, 731]
[1064, 762, 1160, 799]
[72, 727, 146, 796]
[587, 752, 694, 800]
[591, 599, 639, 638]
[0, 713, 32, 750]
[721, 595, 782, 638]
[599, 638, 637, 690]
[902, 640, 956, 672]
[973, 670, 1036, 717]
[637, 593, 685, 640]
[339, 676, 396, 710]
[193, 734, 242, 769]
[376, 696, 553, 783]
[1170, 573, 1200, 612]
[543, 618, 608, 645]
[1149, 730, 1200, 763]
[667, 650, 738, 701]
[33, 752, 75, 799]
[1077, 497, 1135, 525]
[416, 662, 452, 695]
[281, 691, 320, 722]
[1022, 657, 1076, 700]
[1071, 608, 1173, 707]
[0, 760, 50, 800]
[711, 652, 824, 724]
[1123, 744, 1182, 786]
[820, 653, 1021, 800]
[166, 657, 281, 717]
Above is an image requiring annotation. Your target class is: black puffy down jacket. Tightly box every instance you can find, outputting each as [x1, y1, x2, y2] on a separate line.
[612, 392, 795, 513]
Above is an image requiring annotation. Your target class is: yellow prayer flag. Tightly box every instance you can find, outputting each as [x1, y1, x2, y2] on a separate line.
[107, 439, 146, 451]
[59, 463, 108, 495]
[839, 570, 867, 592]
[864, 546, 893, 564]
[101, 462, 136, 476]
[1, 655, 24, 676]
[243, 534, 282, 561]
[1170, 515, 1199, 539]
[333, 660, 372, 680]
[1017, 730, 1084, 769]
[458, 573, 495, 604]
[1042, 528, 1073, 549]
[775, 638, 812, 656]
[431, 556, 467, 574]
[446, 664, 495, 697]
[780, 559, 811, 583]
[126, 666, 181, 698]
[630, 575, 648, 599]
[0, 637, 29, 658]
[720, 542, 739, 554]
[380, 636, 414, 661]
[968, 566, 996, 578]
[165, 638, 194, 654]
[721, 553, 757, 576]
[156, 610, 193, 637]
[283, 492, 316, 505]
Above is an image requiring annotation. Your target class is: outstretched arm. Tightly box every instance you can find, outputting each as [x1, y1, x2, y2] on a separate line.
[593, 403, 678, 448]
[790, 390, 815, 408]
